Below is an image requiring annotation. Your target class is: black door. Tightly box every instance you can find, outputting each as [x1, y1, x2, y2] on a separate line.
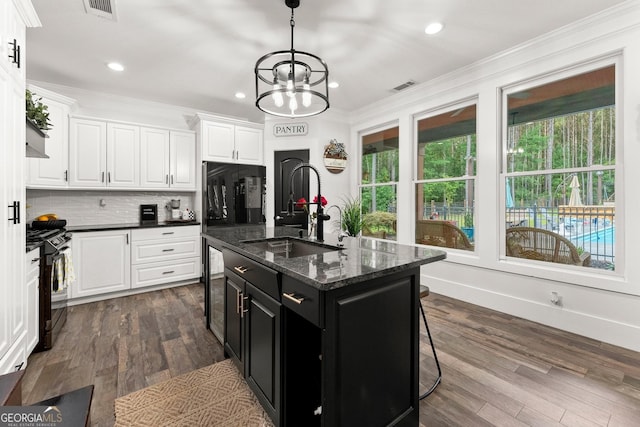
[274, 150, 309, 228]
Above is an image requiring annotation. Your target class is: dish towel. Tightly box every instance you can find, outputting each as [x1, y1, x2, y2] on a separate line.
[51, 248, 75, 293]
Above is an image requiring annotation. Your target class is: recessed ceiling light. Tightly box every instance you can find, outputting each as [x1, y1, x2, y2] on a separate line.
[235, 92, 246, 99]
[328, 81, 339, 89]
[424, 22, 443, 35]
[107, 62, 124, 71]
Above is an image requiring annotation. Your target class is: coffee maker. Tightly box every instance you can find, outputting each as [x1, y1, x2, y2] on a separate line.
[167, 199, 181, 220]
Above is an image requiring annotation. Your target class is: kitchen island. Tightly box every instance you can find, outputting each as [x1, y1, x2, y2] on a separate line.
[202, 226, 446, 427]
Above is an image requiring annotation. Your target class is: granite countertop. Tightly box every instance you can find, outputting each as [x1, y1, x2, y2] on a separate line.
[202, 225, 446, 290]
[66, 221, 200, 232]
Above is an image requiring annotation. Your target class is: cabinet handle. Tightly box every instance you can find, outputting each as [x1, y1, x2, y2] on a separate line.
[31, 258, 39, 263]
[162, 232, 174, 235]
[236, 290, 241, 314]
[14, 361, 24, 371]
[64, 170, 68, 181]
[171, 175, 174, 184]
[108, 172, 111, 183]
[8, 201, 19, 224]
[283, 292, 305, 304]
[8, 39, 20, 68]
[102, 172, 105, 182]
[165, 174, 169, 184]
[234, 266, 248, 274]
[162, 270, 175, 275]
[126, 234, 129, 245]
[162, 248, 175, 252]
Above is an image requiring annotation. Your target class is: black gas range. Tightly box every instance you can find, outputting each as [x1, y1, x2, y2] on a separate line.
[26, 227, 71, 351]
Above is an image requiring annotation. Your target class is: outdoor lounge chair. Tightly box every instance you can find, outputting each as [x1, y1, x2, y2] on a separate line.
[506, 226, 591, 266]
[416, 220, 474, 250]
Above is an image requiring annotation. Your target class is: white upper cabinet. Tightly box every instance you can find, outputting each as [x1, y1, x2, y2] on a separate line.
[25, 88, 75, 188]
[107, 123, 140, 187]
[69, 118, 107, 187]
[69, 118, 140, 188]
[170, 131, 196, 189]
[140, 127, 170, 188]
[140, 128, 195, 190]
[193, 113, 264, 165]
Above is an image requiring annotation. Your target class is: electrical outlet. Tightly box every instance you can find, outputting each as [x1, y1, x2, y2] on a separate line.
[550, 291, 562, 306]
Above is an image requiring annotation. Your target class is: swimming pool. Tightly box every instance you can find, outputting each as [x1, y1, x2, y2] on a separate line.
[585, 226, 615, 244]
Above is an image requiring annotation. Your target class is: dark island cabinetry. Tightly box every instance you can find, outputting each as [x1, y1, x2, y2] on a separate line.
[222, 247, 420, 427]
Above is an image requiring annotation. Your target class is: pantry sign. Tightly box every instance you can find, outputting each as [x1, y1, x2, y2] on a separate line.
[273, 122, 308, 137]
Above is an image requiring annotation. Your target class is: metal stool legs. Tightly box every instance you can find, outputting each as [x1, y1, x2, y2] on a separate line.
[419, 285, 442, 399]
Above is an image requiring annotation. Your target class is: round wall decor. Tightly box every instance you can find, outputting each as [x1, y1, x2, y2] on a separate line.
[323, 139, 348, 174]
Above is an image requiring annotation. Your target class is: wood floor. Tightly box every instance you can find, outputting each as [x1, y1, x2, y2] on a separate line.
[21, 283, 640, 426]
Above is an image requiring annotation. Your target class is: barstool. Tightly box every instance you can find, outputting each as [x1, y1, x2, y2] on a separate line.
[419, 284, 442, 399]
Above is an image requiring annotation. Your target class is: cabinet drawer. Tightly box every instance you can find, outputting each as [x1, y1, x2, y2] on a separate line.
[131, 237, 199, 264]
[132, 225, 199, 241]
[281, 276, 322, 327]
[222, 249, 279, 300]
[132, 257, 199, 289]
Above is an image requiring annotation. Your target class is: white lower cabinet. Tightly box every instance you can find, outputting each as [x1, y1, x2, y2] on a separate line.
[131, 225, 200, 289]
[25, 248, 40, 355]
[70, 226, 200, 300]
[71, 230, 131, 298]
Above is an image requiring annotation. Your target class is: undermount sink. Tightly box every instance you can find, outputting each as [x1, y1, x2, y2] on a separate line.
[241, 237, 341, 258]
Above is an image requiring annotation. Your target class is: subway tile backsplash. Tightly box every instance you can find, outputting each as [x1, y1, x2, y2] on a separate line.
[26, 190, 196, 226]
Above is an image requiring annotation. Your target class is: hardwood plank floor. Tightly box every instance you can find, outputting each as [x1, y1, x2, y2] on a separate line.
[20, 283, 640, 426]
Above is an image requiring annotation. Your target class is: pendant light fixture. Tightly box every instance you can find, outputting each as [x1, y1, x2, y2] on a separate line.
[255, 0, 329, 118]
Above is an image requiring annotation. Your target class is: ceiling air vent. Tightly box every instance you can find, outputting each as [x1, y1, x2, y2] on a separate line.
[392, 80, 417, 92]
[83, 0, 117, 21]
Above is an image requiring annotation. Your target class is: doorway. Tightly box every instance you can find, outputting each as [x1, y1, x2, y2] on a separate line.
[274, 150, 309, 228]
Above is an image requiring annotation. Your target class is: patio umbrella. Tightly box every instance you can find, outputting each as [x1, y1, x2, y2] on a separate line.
[568, 175, 583, 206]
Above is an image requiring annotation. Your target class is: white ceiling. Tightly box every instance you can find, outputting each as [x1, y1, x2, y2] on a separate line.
[26, 0, 626, 122]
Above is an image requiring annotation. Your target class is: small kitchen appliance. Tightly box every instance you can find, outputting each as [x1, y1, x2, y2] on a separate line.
[168, 199, 181, 220]
[140, 204, 158, 225]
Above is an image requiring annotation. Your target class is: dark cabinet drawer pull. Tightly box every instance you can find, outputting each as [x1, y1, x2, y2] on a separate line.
[234, 266, 248, 274]
[283, 292, 305, 304]
[162, 232, 174, 235]
[162, 270, 175, 275]
[162, 248, 175, 252]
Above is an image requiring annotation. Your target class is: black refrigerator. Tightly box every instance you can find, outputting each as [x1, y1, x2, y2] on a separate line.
[203, 162, 266, 229]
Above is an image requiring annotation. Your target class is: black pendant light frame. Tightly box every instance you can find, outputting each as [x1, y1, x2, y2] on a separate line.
[255, 0, 329, 118]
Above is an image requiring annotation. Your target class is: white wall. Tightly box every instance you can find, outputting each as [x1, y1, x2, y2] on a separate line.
[348, 1, 640, 352]
[263, 112, 352, 233]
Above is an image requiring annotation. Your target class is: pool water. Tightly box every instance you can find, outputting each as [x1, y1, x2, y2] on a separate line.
[586, 226, 615, 244]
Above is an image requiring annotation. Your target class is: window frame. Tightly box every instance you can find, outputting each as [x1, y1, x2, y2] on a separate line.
[412, 97, 479, 252]
[499, 55, 624, 282]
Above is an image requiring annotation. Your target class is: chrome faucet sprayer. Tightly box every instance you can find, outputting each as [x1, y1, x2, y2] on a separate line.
[326, 204, 350, 246]
[288, 163, 330, 242]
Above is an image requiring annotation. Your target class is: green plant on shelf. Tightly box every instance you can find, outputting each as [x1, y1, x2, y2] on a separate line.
[26, 89, 53, 131]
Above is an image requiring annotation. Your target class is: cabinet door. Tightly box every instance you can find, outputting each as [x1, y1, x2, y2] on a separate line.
[245, 282, 281, 424]
[71, 230, 131, 298]
[224, 274, 244, 374]
[235, 126, 263, 165]
[169, 131, 196, 189]
[140, 127, 170, 188]
[107, 123, 140, 187]
[25, 248, 40, 354]
[69, 118, 107, 187]
[25, 96, 70, 187]
[202, 121, 234, 162]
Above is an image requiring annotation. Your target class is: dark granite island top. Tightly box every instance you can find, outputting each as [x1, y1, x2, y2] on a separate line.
[202, 225, 446, 291]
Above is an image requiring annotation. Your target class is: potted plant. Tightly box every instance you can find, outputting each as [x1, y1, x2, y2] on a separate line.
[341, 196, 363, 237]
[26, 89, 53, 131]
[461, 211, 474, 241]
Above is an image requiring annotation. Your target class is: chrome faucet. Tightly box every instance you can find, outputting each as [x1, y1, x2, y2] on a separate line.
[327, 204, 350, 246]
[288, 163, 330, 242]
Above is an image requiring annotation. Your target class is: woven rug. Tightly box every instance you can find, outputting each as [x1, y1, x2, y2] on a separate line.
[114, 359, 274, 426]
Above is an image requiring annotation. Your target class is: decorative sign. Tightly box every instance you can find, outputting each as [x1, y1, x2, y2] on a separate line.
[323, 139, 348, 174]
[273, 122, 309, 137]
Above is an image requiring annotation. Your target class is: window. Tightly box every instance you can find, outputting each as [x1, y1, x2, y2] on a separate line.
[414, 103, 477, 251]
[360, 125, 398, 240]
[503, 64, 616, 271]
